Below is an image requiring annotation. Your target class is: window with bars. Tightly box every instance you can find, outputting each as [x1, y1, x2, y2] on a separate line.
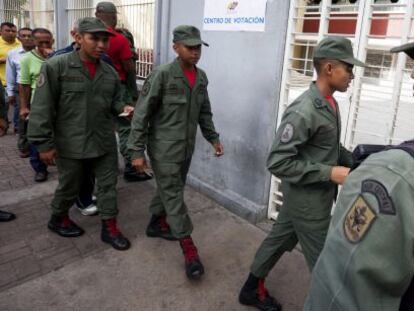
[268, 0, 414, 220]
[0, 0, 55, 31]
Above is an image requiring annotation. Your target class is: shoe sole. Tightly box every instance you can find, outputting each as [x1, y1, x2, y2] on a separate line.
[34, 178, 48, 182]
[146, 230, 178, 241]
[239, 296, 282, 311]
[101, 237, 131, 251]
[78, 208, 98, 216]
[186, 267, 204, 280]
[47, 224, 84, 238]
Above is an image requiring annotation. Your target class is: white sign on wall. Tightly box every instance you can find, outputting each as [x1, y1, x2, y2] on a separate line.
[203, 0, 267, 32]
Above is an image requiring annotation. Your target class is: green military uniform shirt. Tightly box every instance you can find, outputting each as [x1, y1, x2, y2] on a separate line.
[127, 58, 220, 162]
[304, 148, 414, 310]
[27, 51, 125, 158]
[268, 82, 353, 222]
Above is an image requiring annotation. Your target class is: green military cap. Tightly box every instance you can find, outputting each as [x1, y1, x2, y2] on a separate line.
[173, 25, 209, 47]
[314, 36, 366, 67]
[78, 17, 114, 36]
[96, 1, 118, 13]
[390, 42, 414, 59]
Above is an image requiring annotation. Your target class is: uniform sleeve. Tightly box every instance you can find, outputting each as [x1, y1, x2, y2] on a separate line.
[339, 143, 353, 167]
[18, 55, 30, 85]
[5, 54, 15, 97]
[27, 62, 60, 152]
[127, 70, 162, 159]
[198, 83, 220, 144]
[111, 78, 125, 114]
[267, 109, 332, 185]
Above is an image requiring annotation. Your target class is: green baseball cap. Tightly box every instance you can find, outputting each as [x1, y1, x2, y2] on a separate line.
[314, 36, 366, 67]
[78, 17, 114, 36]
[96, 1, 118, 13]
[173, 25, 209, 47]
[390, 42, 414, 59]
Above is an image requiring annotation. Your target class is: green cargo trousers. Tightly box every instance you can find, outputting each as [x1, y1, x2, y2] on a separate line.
[51, 152, 119, 219]
[116, 83, 134, 163]
[250, 206, 330, 278]
[117, 116, 132, 162]
[149, 158, 193, 239]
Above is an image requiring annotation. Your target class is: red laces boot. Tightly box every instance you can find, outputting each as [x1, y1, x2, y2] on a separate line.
[179, 236, 204, 280]
[239, 273, 282, 311]
[48, 215, 84, 237]
[101, 218, 131, 251]
[146, 214, 177, 241]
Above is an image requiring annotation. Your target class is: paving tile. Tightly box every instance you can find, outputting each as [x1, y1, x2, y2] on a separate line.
[0, 262, 17, 287]
[0, 241, 27, 255]
[12, 255, 41, 279]
[0, 247, 31, 265]
[38, 247, 82, 273]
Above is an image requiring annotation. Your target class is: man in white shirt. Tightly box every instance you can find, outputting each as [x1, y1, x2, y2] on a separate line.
[6, 27, 34, 156]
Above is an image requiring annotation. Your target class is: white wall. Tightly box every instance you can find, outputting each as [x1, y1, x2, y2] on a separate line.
[156, 0, 290, 223]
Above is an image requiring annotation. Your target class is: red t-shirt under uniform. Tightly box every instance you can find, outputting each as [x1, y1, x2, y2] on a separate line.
[325, 95, 337, 114]
[107, 27, 133, 82]
[183, 67, 197, 89]
[82, 60, 97, 79]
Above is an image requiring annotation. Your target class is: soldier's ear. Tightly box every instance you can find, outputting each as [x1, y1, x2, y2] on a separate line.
[74, 32, 83, 45]
[324, 62, 334, 76]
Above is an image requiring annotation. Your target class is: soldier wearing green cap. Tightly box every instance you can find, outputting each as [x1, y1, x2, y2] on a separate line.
[27, 17, 134, 251]
[303, 42, 414, 311]
[127, 25, 223, 280]
[238, 36, 365, 311]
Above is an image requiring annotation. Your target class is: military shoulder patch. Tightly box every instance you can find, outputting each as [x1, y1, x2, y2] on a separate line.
[344, 195, 377, 244]
[361, 179, 395, 215]
[141, 80, 151, 97]
[37, 72, 46, 88]
[280, 123, 294, 143]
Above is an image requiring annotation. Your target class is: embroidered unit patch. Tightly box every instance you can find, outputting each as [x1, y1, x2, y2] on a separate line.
[280, 123, 294, 143]
[37, 73, 46, 88]
[344, 195, 377, 243]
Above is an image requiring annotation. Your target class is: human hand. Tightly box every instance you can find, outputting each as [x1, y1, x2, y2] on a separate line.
[330, 166, 350, 185]
[131, 157, 148, 173]
[7, 96, 15, 106]
[20, 107, 30, 120]
[213, 142, 224, 157]
[119, 105, 135, 119]
[40, 149, 57, 166]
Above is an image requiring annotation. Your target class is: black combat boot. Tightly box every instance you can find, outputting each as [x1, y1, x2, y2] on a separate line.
[0, 210, 15, 222]
[123, 162, 153, 182]
[48, 215, 84, 237]
[179, 236, 204, 280]
[146, 214, 177, 241]
[101, 218, 130, 251]
[239, 273, 282, 311]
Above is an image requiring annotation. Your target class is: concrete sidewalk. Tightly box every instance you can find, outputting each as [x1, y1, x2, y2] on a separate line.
[0, 132, 309, 311]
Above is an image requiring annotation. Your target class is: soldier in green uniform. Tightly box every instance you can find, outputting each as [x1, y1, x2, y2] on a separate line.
[303, 43, 414, 311]
[238, 36, 365, 311]
[127, 25, 224, 280]
[27, 17, 134, 251]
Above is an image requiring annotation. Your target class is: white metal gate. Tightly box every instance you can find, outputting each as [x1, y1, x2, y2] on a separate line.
[66, 0, 155, 79]
[268, 0, 414, 220]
